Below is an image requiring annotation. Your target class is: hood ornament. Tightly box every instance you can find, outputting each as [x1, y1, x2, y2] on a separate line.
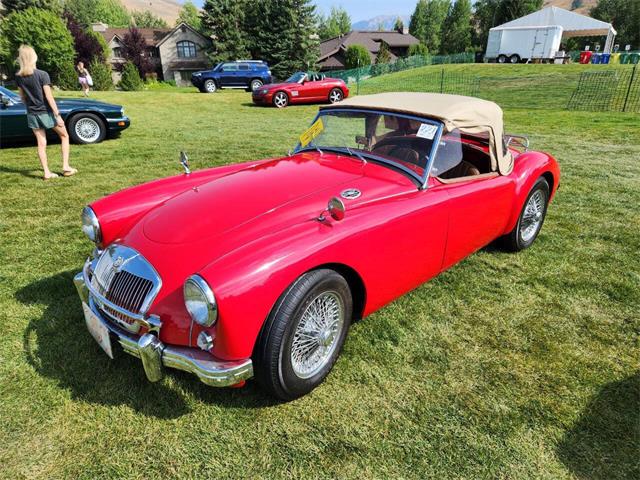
[180, 151, 191, 175]
[341, 188, 361, 200]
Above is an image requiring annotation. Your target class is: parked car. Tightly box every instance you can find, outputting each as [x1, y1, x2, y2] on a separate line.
[191, 60, 272, 93]
[74, 93, 559, 400]
[0, 86, 130, 145]
[252, 72, 349, 108]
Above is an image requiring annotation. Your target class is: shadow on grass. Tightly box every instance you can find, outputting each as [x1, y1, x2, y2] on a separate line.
[0, 164, 43, 179]
[557, 373, 640, 480]
[16, 270, 279, 418]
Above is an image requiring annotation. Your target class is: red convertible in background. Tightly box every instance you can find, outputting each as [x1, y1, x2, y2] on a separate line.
[74, 93, 559, 400]
[252, 72, 349, 108]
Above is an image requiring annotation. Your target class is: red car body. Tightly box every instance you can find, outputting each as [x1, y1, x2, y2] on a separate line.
[74, 94, 559, 396]
[252, 72, 349, 107]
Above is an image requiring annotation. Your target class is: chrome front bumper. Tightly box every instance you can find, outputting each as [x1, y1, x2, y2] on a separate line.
[73, 271, 253, 387]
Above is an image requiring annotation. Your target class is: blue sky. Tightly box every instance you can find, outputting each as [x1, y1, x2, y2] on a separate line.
[188, 1, 417, 22]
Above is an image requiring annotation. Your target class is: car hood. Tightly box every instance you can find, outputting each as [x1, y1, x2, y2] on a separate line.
[55, 98, 120, 110]
[142, 152, 364, 245]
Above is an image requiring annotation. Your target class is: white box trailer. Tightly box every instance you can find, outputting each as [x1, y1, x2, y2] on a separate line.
[486, 25, 563, 63]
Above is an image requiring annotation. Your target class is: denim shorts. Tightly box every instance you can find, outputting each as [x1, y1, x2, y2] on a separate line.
[27, 112, 56, 130]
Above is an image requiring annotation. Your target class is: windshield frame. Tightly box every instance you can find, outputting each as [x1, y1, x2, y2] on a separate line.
[0, 86, 20, 103]
[286, 72, 307, 84]
[294, 107, 443, 189]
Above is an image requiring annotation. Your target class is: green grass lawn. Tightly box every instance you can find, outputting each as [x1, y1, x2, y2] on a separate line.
[1, 66, 639, 478]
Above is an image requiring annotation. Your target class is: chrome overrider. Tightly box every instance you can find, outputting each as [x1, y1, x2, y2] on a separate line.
[74, 258, 253, 387]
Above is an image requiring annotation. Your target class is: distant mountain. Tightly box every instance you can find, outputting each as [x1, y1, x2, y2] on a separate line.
[352, 15, 410, 32]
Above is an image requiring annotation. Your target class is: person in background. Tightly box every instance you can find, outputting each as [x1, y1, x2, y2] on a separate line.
[76, 61, 90, 97]
[15, 45, 77, 180]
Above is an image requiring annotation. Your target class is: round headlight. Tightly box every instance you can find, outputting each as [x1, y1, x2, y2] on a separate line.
[184, 275, 218, 327]
[81, 206, 101, 244]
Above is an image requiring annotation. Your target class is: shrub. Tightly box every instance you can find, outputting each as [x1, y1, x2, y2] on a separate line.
[89, 59, 113, 90]
[408, 43, 429, 57]
[56, 63, 78, 90]
[344, 44, 371, 70]
[2, 7, 75, 83]
[118, 61, 143, 91]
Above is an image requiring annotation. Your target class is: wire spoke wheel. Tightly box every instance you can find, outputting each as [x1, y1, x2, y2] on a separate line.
[290, 291, 344, 379]
[74, 117, 101, 143]
[520, 190, 545, 242]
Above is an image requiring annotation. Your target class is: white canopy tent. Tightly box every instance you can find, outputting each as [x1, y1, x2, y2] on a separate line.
[496, 6, 617, 53]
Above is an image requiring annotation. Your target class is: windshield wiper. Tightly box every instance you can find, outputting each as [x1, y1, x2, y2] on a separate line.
[344, 146, 367, 165]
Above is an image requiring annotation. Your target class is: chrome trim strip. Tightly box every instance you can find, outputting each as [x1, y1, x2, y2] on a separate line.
[75, 272, 253, 387]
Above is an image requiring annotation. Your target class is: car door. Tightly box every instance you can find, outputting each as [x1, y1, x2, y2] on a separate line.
[299, 74, 325, 102]
[237, 63, 251, 87]
[219, 63, 239, 87]
[0, 94, 29, 140]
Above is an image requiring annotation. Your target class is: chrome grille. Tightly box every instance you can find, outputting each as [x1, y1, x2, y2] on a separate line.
[89, 244, 161, 332]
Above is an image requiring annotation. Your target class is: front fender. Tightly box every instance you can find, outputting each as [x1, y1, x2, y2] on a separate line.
[502, 151, 560, 235]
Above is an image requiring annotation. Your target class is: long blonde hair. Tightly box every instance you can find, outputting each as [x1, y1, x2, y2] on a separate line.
[17, 45, 37, 77]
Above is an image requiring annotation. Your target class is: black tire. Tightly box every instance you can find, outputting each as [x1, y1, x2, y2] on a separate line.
[272, 91, 289, 108]
[250, 79, 263, 91]
[67, 113, 106, 144]
[328, 87, 343, 104]
[203, 79, 217, 93]
[500, 177, 550, 252]
[509, 54, 521, 64]
[252, 269, 353, 400]
[497, 54, 507, 64]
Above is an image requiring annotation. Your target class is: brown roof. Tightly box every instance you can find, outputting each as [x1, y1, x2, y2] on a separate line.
[100, 28, 172, 46]
[319, 31, 419, 61]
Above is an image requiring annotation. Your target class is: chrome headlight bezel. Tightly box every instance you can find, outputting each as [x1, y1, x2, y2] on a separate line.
[184, 274, 218, 327]
[81, 206, 102, 244]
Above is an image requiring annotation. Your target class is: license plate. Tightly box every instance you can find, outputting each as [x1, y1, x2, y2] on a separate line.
[83, 303, 114, 359]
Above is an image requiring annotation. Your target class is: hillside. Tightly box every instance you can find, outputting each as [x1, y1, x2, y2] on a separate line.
[121, 0, 182, 25]
[544, 0, 598, 15]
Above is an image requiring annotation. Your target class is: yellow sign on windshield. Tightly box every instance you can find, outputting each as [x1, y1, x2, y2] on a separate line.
[299, 118, 324, 147]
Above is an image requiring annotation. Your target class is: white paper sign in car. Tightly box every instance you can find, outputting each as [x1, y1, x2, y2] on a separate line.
[417, 123, 438, 140]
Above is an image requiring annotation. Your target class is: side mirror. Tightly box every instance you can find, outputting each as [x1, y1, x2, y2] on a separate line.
[179, 151, 191, 174]
[327, 197, 345, 221]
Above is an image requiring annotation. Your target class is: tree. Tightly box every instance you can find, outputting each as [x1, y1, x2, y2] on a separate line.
[344, 44, 371, 69]
[177, 1, 202, 32]
[410, 1, 430, 46]
[65, 12, 109, 65]
[120, 27, 153, 78]
[132, 10, 168, 29]
[1, 0, 62, 15]
[88, 58, 113, 90]
[317, 6, 351, 41]
[202, 0, 249, 63]
[394, 17, 405, 33]
[376, 42, 391, 64]
[473, 0, 542, 48]
[408, 43, 429, 56]
[1, 7, 75, 83]
[64, 0, 131, 28]
[592, 0, 640, 49]
[118, 61, 143, 91]
[246, 0, 319, 79]
[442, 0, 472, 54]
[410, 0, 450, 53]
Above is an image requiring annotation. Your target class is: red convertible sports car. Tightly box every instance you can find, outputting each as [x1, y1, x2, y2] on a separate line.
[74, 93, 560, 400]
[252, 72, 349, 108]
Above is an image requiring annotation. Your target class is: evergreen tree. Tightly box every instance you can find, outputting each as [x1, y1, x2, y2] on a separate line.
[118, 61, 144, 91]
[291, 0, 320, 72]
[120, 27, 153, 78]
[394, 17, 405, 33]
[89, 58, 114, 90]
[64, 0, 131, 28]
[177, 1, 202, 32]
[442, 0, 472, 54]
[317, 6, 351, 41]
[423, 0, 450, 54]
[408, 43, 429, 56]
[202, 0, 249, 63]
[132, 10, 168, 29]
[592, 0, 640, 49]
[376, 41, 391, 64]
[473, 0, 542, 48]
[344, 44, 371, 69]
[2, 7, 75, 82]
[1, 0, 62, 15]
[409, 0, 429, 45]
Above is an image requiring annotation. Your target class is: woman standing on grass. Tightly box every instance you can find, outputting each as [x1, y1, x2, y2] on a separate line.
[76, 61, 90, 97]
[15, 45, 77, 180]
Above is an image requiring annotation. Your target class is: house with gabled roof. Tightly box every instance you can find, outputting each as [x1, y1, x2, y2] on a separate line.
[93, 22, 211, 86]
[318, 30, 420, 71]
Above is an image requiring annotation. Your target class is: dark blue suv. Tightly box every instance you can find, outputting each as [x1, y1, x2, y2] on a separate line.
[191, 60, 273, 93]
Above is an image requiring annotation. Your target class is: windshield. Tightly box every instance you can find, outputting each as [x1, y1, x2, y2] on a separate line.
[296, 109, 442, 183]
[286, 72, 306, 83]
[0, 86, 20, 101]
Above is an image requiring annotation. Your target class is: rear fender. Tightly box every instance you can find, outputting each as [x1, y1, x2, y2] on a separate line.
[502, 151, 560, 235]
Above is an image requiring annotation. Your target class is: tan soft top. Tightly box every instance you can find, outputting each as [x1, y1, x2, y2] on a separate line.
[321, 92, 513, 175]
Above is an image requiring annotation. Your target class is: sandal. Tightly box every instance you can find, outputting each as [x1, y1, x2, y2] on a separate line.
[44, 173, 59, 180]
[63, 168, 78, 177]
